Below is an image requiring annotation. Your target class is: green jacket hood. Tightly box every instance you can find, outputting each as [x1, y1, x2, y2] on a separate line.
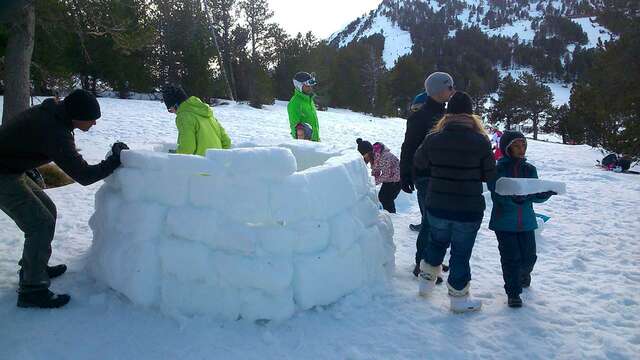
[177, 96, 212, 118]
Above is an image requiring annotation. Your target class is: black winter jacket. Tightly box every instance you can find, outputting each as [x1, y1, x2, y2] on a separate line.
[414, 115, 497, 220]
[400, 96, 445, 182]
[0, 99, 119, 185]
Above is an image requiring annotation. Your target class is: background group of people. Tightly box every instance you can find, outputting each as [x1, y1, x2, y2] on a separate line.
[356, 71, 556, 312]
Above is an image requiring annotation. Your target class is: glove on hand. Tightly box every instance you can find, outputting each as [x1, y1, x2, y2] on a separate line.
[401, 177, 415, 194]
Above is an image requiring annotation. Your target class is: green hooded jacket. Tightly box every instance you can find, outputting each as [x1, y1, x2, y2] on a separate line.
[287, 89, 320, 142]
[176, 96, 231, 156]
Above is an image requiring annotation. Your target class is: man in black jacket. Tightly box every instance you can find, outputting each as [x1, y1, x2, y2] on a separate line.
[0, 89, 128, 308]
[400, 72, 455, 275]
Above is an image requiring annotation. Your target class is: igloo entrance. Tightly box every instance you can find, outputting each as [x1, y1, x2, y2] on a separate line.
[88, 141, 395, 321]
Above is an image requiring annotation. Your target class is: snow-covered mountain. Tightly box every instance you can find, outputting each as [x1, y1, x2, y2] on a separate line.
[329, 0, 612, 70]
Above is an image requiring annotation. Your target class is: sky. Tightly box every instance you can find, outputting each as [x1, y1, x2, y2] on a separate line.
[269, 0, 381, 39]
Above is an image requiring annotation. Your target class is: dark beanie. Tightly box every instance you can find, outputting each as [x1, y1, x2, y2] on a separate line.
[499, 130, 526, 157]
[447, 91, 473, 115]
[162, 85, 188, 110]
[356, 138, 373, 155]
[63, 89, 101, 121]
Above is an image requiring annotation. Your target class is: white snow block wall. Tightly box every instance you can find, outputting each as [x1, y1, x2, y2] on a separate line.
[88, 142, 395, 321]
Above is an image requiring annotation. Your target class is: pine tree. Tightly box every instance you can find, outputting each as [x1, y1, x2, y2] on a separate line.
[489, 74, 524, 130]
[519, 73, 554, 140]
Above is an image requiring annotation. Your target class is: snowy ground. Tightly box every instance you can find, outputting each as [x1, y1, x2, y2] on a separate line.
[1, 97, 639, 359]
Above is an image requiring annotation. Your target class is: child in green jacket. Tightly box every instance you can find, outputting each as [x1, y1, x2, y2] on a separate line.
[488, 131, 556, 308]
[288, 72, 320, 142]
[162, 85, 231, 156]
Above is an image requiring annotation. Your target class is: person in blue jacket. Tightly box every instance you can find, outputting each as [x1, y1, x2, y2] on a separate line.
[488, 131, 556, 308]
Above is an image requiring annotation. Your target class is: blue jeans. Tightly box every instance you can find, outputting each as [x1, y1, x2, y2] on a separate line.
[425, 213, 481, 291]
[414, 177, 430, 264]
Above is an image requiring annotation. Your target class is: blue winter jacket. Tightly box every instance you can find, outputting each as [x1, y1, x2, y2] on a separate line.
[488, 156, 551, 232]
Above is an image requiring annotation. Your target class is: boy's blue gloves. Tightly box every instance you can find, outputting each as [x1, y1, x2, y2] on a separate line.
[512, 196, 527, 204]
[535, 191, 557, 199]
[512, 191, 557, 204]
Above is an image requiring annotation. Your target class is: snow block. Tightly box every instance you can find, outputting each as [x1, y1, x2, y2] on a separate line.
[90, 143, 394, 321]
[352, 196, 382, 227]
[256, 226, 297, 256]
[269, 173, 313, 224]
[212, 253, 293, 294]
[188, 174, 226, 209]
[495, 177, 567, 196]
[329, 211, 364, 252]
[160, 276, 241, 320]
[305, 163, 358, 219]
[114, 168, 149, 202]
[159, 237, 216, 284]
[206, 147, 297, 179]
[293, 244, 366, 310]
[166, 153, 219, 175]
[239, 288, 295, 322]
[121, 150, 168, 171]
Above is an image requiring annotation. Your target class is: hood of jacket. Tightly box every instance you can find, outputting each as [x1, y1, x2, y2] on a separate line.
[177, 96, 212, 118]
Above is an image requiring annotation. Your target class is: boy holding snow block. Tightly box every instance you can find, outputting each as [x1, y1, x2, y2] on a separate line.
[487, 131, 556, 308]
[356, 138, 401, 214]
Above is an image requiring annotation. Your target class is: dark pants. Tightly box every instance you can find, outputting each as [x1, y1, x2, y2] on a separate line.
[414, 177, 430, 264]
[425, 213, 481, 291]
[495, 231, 537, 297]
[0, 174, 56, 293]
[378, 182, 401, 213]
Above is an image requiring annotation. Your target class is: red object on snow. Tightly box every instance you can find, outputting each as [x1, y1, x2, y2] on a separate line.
[494, 147, 503, 160]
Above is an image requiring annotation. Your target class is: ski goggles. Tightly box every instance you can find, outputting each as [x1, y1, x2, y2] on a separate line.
[302, 77, 317, 87]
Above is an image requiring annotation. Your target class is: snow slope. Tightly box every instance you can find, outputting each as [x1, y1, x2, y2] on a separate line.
[330, 1, 613, 69]
[1, 97, 639, 359]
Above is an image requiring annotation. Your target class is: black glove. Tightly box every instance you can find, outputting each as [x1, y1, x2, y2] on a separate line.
[401, 177, 415, 194]
[512, 196, 527, 205]
[535, 191, 557, 199]
[109, 142, 129, 163]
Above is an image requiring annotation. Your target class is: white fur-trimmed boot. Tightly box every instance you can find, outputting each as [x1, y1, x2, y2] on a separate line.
[418, 260, 441, 297]
[448, 283, 482, 313]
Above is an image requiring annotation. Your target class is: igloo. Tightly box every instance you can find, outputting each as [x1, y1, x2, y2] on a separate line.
[88, 141, 396, 321]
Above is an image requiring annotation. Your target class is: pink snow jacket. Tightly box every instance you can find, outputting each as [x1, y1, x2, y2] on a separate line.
[371, 143, 400, 185]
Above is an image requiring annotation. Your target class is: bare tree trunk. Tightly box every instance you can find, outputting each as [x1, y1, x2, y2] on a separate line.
[2, 3, 35, 124]
[202, 0, 235, 101]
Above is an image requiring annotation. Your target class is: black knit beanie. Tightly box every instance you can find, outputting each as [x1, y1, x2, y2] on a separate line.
[499, 130, 526, 157]
[356, 138, 373, 155]
[162, 85, 188, 110]
[446, 91, 473, 115]
[63, 89, 101, 121]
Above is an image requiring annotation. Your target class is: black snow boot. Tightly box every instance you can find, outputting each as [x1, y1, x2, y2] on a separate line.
[508, 296, 523, 308]
[46, 264, 67, 279]
[521, 273, 531, 288]
[19, 264, 67, 281]
[17, 289, 70, 309]
[409, 223, 421, 232]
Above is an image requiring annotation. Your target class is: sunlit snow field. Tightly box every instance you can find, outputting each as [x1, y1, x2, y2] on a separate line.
[0, 97, 638, 359]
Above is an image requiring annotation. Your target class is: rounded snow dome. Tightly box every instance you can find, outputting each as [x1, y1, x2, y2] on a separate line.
[89, 141, 395, 321]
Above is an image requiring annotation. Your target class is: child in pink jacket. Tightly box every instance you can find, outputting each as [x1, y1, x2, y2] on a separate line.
[357, 138, 402, 213]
